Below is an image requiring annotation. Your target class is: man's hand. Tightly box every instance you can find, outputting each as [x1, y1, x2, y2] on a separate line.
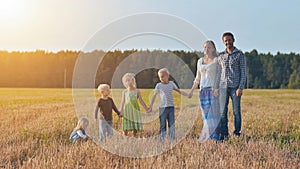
[236, 88, 243, 96]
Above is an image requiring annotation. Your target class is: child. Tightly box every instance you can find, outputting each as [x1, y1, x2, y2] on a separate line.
[120, 73, 148, 137]
[95, 84, 122, 141]
[149, 68, 188, 140]
[69, 117, 93, 143]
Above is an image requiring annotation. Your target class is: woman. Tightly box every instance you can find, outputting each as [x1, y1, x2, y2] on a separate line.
[188, 40, 221, 142]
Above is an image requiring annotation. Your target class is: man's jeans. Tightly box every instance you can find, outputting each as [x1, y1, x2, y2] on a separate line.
[219, 87, 242, 138]
[159, 107, 175, 140]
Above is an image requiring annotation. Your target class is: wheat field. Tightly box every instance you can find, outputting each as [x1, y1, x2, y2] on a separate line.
[0, 88, 299, 169]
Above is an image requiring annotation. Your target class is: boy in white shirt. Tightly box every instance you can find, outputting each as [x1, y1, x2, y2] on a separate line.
[149, 68, 188, 140]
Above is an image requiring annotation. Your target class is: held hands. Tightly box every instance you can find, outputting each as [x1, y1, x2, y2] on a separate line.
[188, 92, 193, 99]
[119, 111, 123, 118]
[146, 106, 152, 113]
[213, 89, 219, 97]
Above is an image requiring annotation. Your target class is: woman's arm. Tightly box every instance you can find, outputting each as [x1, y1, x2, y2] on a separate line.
[188, 81, 199, 98]
[189, 59, 201, 98]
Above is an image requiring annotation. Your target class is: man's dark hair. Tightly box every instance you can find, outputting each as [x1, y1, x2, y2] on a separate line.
[222, 32, 235, 40]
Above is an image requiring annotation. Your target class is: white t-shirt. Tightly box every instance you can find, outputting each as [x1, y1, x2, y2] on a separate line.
[154, 81, 178, 108]
[194, 57, 218, 89]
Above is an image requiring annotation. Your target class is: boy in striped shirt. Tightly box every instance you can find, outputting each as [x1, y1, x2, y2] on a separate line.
[149, 68, 188, 140]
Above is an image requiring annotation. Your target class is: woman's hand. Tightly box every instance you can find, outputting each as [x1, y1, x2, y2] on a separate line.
[213, 89, 219, 97]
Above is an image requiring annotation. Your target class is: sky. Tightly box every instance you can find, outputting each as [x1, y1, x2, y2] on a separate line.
[0, 0, 300, 54]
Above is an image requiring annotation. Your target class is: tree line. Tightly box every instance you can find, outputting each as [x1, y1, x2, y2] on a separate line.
[0, 49, 299, 89]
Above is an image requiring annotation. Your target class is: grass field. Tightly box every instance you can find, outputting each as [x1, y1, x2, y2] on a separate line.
[0, 88, 299, 168]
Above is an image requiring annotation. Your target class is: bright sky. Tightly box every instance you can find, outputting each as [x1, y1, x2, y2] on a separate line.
[0, 0, 299, 54]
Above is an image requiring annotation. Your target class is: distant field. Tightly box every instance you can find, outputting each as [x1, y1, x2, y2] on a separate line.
[0, 88, 299, 168]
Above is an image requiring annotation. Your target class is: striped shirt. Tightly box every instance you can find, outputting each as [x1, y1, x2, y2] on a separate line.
[216, 47, 247, 89]
[154, 81, 178, 108]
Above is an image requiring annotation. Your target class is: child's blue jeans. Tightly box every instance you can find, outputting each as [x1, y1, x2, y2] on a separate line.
[159, 106, 175, 140]
[99, 119, 113, 141]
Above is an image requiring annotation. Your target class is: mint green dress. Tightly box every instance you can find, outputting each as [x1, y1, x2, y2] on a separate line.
[122, 90, 143, 131]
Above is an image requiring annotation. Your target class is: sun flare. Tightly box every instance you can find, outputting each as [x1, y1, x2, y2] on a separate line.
[0, 0, 24, 21]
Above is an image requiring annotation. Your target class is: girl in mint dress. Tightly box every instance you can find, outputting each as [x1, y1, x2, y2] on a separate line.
[120, 73, 149, 137]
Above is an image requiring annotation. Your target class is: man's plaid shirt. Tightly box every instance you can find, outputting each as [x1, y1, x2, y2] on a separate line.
[215, 47, 247, 89]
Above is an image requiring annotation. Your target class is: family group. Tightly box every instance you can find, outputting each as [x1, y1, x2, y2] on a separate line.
[69, 32, 247, 143]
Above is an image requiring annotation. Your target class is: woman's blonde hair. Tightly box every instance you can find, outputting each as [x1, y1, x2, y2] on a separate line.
[75, 117, 89, 130]
[122, 73, 136, 88]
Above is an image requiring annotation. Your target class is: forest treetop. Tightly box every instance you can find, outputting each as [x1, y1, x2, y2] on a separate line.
[0, 49, 299, 89]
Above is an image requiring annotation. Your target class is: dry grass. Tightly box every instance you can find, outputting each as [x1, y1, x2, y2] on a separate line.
[0, 88, 299, 169]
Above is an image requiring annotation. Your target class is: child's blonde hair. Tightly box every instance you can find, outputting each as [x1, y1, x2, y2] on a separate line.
[75, 117, 89, 130]
[158, 68, 170, 75]
[122, 73, 136, 88]
[97, 84, 110, 93]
